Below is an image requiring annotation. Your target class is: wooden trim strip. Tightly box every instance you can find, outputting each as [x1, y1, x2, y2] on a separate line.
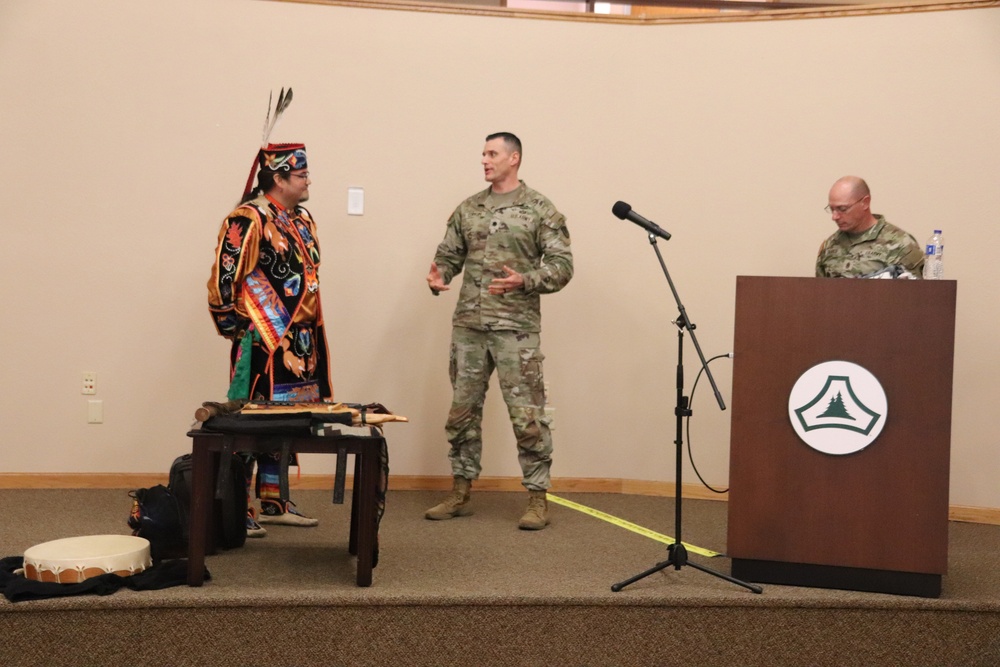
[0, 473, 170, 490]
[3, 473, 997, 525]
[271, 0, 1000, 25]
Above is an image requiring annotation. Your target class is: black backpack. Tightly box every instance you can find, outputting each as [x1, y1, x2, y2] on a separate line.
[127, 485, 187, 561]
[128, 453, 247, 559]
[168, 453, 247, 551]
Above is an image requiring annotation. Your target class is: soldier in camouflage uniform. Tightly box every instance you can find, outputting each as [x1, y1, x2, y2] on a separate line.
[816, 176, 924, 278]
[424, 132, 573, 530]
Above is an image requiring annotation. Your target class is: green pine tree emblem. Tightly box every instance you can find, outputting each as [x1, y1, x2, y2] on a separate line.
[793, 375, 881, 435]
[817, 392, 855, 421]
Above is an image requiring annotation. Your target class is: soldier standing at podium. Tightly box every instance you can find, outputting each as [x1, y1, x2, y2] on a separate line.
[816, 176, 925, 278]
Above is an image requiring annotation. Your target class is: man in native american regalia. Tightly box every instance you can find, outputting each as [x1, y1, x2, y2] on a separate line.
[208, 120, 332, 536]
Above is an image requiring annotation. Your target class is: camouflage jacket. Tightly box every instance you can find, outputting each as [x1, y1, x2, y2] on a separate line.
[816, 215, 925, 279]
[433, 181, 573, 332]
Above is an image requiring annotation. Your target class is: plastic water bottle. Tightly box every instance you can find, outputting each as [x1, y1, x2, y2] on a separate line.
[922, 229, 944, 280]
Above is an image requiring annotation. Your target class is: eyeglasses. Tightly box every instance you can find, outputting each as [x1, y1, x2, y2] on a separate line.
[290, 172, 310, 180]
[824, 196, 866, 215]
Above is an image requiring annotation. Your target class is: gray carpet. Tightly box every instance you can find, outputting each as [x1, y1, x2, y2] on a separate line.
[2, 488, 999, 666]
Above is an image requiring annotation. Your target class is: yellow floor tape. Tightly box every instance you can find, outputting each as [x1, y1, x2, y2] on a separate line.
[547, 493, 722, 558]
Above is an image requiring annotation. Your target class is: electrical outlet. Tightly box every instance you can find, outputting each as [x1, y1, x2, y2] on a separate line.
[82, 372, 97, 395]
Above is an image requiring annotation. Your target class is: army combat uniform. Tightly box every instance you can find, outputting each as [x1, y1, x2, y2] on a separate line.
[432, 181, 573, 491]
[816, 215, 925, 278]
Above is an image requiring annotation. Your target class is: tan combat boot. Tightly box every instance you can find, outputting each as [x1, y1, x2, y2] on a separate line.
[518, 490, 550, 530]
[425, 476, 473, 520]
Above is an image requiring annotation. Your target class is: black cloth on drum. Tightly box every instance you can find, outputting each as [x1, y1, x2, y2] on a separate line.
[0, 556, 208, 603]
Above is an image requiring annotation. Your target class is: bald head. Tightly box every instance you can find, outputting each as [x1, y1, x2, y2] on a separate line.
[830, 176, 870, 201]
[827, 175, 876, 234]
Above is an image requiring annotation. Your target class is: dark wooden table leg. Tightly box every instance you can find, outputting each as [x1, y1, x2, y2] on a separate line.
[187, 436, 214, 586]
[349, 453, 361, 556]
[354, 439, 380, 587]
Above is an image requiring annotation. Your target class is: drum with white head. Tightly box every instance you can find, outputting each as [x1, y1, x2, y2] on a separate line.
[23, 535, 152, 584]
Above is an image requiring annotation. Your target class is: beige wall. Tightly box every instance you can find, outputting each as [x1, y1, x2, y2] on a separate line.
[1, 0, 998, 510]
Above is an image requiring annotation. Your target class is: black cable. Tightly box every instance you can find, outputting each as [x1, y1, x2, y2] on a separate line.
[686, 353, 731, 494]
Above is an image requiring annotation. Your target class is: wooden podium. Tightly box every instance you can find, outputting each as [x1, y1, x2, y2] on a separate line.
[726, 276, 956, 597]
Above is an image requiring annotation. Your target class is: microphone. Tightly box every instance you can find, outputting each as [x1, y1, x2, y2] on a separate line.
[612, 201, 671, 241]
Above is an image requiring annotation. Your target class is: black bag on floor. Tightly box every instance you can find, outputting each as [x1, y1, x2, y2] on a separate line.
[169, 453, 247, 551]
[127, 485, 187, 561]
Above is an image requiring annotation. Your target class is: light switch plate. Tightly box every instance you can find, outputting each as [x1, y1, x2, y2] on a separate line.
[347, 187, 364, 216]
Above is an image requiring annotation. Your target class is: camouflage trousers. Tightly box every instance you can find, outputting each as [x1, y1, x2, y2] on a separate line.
[445, 327, 552, 491]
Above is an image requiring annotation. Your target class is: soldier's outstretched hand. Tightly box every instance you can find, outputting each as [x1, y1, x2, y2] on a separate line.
[427, 262, 449, 294]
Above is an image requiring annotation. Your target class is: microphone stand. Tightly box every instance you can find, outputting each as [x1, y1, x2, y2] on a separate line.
[611, 232, 762, 595]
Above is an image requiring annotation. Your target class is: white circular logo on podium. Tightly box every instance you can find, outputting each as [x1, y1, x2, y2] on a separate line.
[788, 361, 887, 455]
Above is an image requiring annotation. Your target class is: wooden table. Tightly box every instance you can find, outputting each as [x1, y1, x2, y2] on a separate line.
[185, 428, 386, 587]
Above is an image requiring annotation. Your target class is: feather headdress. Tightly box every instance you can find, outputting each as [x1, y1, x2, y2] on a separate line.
[261, 88, 294, 147]
[242, 88, 306, 199]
